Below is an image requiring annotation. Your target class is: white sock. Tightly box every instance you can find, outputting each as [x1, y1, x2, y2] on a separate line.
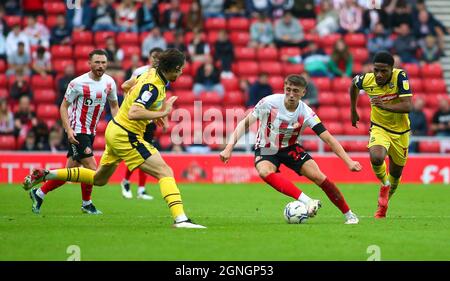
[384, 180, 391, 186]
[82, 200, 92, 207]
[175, 214, 188, 223]
[297, 192, 312, 205]
[122, 179, 129, 184]
[344, 210, 354, 219]
[137, 186, 145, 194]
[36, 188, 45, 199]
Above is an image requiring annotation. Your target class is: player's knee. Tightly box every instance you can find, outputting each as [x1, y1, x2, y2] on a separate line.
[93, 176, 108, 186]
[258, 168, 276, 179]
[157, 166, 174, 179]
[370, 157, 384, 166]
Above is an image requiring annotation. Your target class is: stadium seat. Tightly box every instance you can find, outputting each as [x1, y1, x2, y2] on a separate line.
[51, 45, 73, 59]
[75, 60, 91, 75]
[332, 77, 352, 92]
[0, 74, 7, 89]
[227, 17, 250, 31]
[424, 95, 440, 108]
[45, 15, 58, 29]
[302, 140, 318, 152]
[163, 31, 175, 44]
[336, 92, 351, 107]
[402, 63, 420, 78]
[174, 90, 195, 105]
[281, 63, 304, 76]
[234, 61, 259, 76]
[343, 123, 369, 135]
[0, 135, 16, 150]
[256, 47, 279, 61]
[268, 76, 284, 92]
[37, 104, 59, 119]
[311, 77, 331, 91]
[72, 31, 93, 45]
[221, 77, 239, 91]
[279, 47, 301, 59]
[0, 89, 7, 99]
[31, 75, 54, 90]
[170, 75, 193, 90]
[95, 120, 108, 135]
[159, 135, 173, 151]
[116, 32, 139, 45]
[424, 79, 447, 93]
[342, 140, 368, 152]
[73, 44, 94, 59]
[421, 63, 443, 79]
[34, 89, 57, 104]
[319, 92, 336, 106]
[344, 33, 366, 47]
[351, 48, 369, 63]
[206, 30, 219, 45]
[229, 32, 250, 46]
[44, 2, 66, 14]
[319, 33, 341, 48]
[53, 59, 74, 74]
[3, 15, 21, 27]
[190, 61, 203, 77]
[205, 18, 226, 30]
[353, 62, 363, 74]
[234, 47, 256, 61]
[418, 141, 440, 153]
[259, 61, 282, 75]
[200, 91, 223, 105]
[299, 19, 316, 34]
[409, 78, 423, 92]
[324, 121, 344, 135]
[93, 136, 105, 150]
[121, 45, 141, 58]
[304, 33, 320, 45]
[0, 60, 5, 73]
[317, 106, 340, 121]
[94, 31, 115, 46]
[223, 91, 245, 106]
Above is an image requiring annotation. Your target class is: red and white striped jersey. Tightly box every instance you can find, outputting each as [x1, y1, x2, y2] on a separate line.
[65, 72, 118, 135]
[252, 94, 322, 149]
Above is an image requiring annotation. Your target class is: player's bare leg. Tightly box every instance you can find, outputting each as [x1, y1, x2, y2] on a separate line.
[370, 146, 391, 218]
[300, 160, 358, 224]
[256, 160, 320, 218]
[138, 152, 205, 229]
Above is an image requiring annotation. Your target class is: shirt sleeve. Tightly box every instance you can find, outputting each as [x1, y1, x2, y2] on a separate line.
[251, 98, 270, 120]
[133, 83, 159, 109]
[353, 74, 365, 90]
[64, 81, 81, 104]
[303, 104, 322, 128]
[397, 70, 412, 97]
[107, 81, 118, 101]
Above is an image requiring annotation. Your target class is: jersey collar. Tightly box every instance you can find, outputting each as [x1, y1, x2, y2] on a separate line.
[156, 69, 169, 86]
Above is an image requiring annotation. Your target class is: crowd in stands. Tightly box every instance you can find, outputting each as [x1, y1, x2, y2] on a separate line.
[0, 0, 449, 153]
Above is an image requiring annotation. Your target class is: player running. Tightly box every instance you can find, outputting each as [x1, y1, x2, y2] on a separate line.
[120, 47, 164, 200]
[28, 49, 119, 214]
[220, 74, 362, 224]
[23, 49, 205, 229]
[350, 51, 413, 218]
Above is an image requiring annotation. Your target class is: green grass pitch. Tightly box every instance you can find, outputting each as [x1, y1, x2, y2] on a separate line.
[1, 182, 449, 261]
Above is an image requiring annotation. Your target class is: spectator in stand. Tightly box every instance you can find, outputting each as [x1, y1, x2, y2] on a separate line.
[214, 30, 234, 78]
[0, 98, 14, 135]
[51, 14, 72, 45]
[188, 28, 210, 63]
[224, 0, 246, 18]
[141, 27, 167, 60]
[6, 24, 30, 58]
[315, 0, 339, 37]
[162, 0, 184, 32]
[0, 33, 6, 61]
[246, 72, 272, 107]
[3, 0, 21, 15]
[249, 12, 275, 48]
[301, 72, 319, 109]
[239, 78, 251, 104]
[186, 0, 203, 31]
[408, 96, 428, 153]
[14, 95, 37, 138]
[284, 41, 331, 77]
[10, 69, 33, 101]
[104, 36, 124, 72]
[338, 0, 363, 34]
[48, 129, 67, 152]
[431, 99, 450, 137]
[413, 10, 447, 51]
[137, 0, 159, 32]
[125, 54, 141, 80]
[367, 23, 394, 61]
[290, 0, 316, 19]
[390, 0, 413, 33]
[362, 5, 389, 34]
[7, 42, 31, 77]
[116, 0, 138, 32]
[0, 6, 11, 37]
[168, 30, 189, 59]
[193, 55, 224, 97]
[413, 0, 449, 36]
[328, 38, 353, 78]
[33, 121, 50, 151]
[419, 35, 442, 64]
[200, 0, 224, 18]
[22, 0, 44, 16]
[393, 23, 418, 64]
[56, 64, 76, 105]
[23, 15, 50, 48]
[31, 46, 53, 76]
[22, 130, 37, 151]
[274, 11, 307, 48]
[91, 0, 117, 32]
[245, 0, 271, 17]
[270, 0, 294, 19]
[65, 0, 93, 32]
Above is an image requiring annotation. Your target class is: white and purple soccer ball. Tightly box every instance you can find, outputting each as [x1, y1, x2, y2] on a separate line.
[284, 201, 308, 224]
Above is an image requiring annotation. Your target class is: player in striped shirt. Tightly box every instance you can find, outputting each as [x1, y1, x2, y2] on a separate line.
[220, 74, 362, 224]
[28, 49, 119, 214]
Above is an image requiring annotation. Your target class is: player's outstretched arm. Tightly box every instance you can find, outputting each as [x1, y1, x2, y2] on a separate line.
[121, 76, 137, 94]
[128, 96, 178, 121]
[220, 112, 257, 163]
[318, 130, 362, 172]
[350, 76, 361, 128]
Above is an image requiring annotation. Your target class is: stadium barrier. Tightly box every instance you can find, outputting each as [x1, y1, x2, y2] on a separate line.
[0, 152, 448, 184]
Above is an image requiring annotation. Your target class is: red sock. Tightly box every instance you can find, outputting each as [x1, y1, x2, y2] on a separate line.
[138, 169, 147, 187]
[81, 183, 93, 201]
[319, 178, 350, 214]
[263, 172, 302, 200]
[125, 169, 133, 181]
[41, 180, 66, 194]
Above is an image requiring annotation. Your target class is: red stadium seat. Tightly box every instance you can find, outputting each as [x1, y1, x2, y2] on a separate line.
[0, 89, 7, 99]
[227, 17, 250, 31]
[94, 31, 115, 46]
[317, 106, 340, 121]
[418, 141, 440, 153]
[234, 61, 259, 76]
[45, 15, 58, 29]
[299, 19, 316, 33]
[229, 32, 250, 46]
[51, 45, 72, 59]
[421, 63, 443, 79]
[190, 61, 203, 77]
[121, 45, 140, 58]
[53, 59, 74, 74]
[343, 123, 369, 135]
[281, 63, 304, 76]
[351, 48, 369, 63]
[311, 77, 331, 91]
[424, 79, 447, 93]
[73, 44, 94, 59]
[37, 104, 59, 119]
[336, 91, 351, 107]
[268, 76, 284, 92]
[221, 77, 239, 91]
[174, 90, 195, 105]
[206, 30, 219, 45]
[0, 74, 7, 88]
[0, 60, 5, 73]
[96, 120, 108, 135]
[44, 2, 66, 14]
[319, 34, 342, 48]
[171, 75, 193, 90]
[319, 92, 336, 106]
[409, 78, 423, 92]
[0, 135, 16, 150]
[75, 60, 91, 74]
[344, 33, 366, 47]
[279, 47, 301, 60]
[259, 61, 282, 75]
[34, 89, 57, 104]
[163, 31, 175, 44]
[3, 15, 22, 27]
[304, 33, 320, 45]
[332, 77, 352, 92]
[342, 140, 368, 152]
[402, 63, 420, 78]
[302, 140, 318, 152]
[205, 18, 226, 30]
[223, 91, 245, 106]
[353, 62, 363, 74]
[256, 47, 279, 61]
[234, 47, 256, 61]
[159, 135, 173, 150]
[116, 32, 139, 45]
[93, 135, 105, 150]
[200, 91, 223, 105]
[31, 75, 54, 90]
[72, 31, 93, 45]
[324, 121, 344, 135]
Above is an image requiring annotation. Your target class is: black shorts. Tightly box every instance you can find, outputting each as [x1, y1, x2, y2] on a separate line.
[143, 122, 157, 143]
[67, 134, 95, 161]
[254, 144, 312, 176]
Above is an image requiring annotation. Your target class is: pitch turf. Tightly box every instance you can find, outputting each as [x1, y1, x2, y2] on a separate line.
[1, 182, 449, 261]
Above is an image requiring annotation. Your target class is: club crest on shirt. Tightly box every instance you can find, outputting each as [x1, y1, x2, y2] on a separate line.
[84, 147, 92, 154]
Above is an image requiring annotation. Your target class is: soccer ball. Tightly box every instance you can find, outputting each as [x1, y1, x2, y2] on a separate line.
[284, 201, 308, 224]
